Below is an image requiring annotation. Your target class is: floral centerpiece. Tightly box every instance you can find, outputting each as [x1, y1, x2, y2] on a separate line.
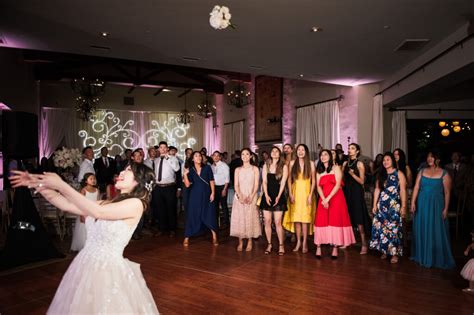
[209, 5, 234, 30]
[53, 147, 82, 189]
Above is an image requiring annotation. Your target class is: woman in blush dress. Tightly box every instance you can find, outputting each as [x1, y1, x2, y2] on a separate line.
[314, 150, 355, 259]
[230, 148, 262, 252]
[10, 163, 159, 314]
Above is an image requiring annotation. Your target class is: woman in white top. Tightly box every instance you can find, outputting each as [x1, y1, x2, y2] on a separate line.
[71, 173, 98, 251]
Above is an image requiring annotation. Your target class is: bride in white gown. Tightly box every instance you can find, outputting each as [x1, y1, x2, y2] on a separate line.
[10, 163, 159, 314]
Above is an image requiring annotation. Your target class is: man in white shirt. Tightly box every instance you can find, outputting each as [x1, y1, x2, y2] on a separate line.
[211, 151, 230, 228]
[78, 146, 95, 183]
[151, 141, 181, 237]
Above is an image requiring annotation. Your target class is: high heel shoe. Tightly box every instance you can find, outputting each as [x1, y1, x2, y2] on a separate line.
[278, 244, 285, 256]
[183, 238, 189, 247]
[265, 243, 273, 255]
[315, 247, 322, 259]
[331, 247, 338, 259]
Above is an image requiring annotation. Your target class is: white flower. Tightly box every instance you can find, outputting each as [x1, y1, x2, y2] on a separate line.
[209, 5, 232, 30]
[209, 15, 222, 29]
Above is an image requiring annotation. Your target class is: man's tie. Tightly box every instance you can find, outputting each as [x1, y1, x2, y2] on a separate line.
[152, 159, 155, 172]
[453, 164, 458, 182]
[104, 157, 108, 168]
[158, 157, 164, 182]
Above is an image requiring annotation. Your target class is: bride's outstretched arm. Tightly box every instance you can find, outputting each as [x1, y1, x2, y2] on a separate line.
[9, 170, 85, 215]
[11, 171, 143, 221]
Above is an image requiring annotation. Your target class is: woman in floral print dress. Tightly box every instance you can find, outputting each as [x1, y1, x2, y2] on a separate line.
[370, 152, 407, 264]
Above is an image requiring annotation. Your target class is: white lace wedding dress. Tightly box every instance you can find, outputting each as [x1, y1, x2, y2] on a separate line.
[48, 216, 159, 314]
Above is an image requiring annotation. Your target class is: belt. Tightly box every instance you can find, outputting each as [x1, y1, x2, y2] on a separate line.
[156, 183, 176, 187]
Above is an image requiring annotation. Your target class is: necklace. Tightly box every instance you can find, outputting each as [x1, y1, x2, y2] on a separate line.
[348, 158, 358, 168]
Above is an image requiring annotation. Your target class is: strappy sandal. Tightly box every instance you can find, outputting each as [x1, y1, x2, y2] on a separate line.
[265, 243, 273, 255]
[278, 244, 285, 256]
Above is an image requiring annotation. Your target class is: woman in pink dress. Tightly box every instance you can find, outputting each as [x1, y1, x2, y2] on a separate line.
[314, 150, 356, 259]
[230, 148, 262, 251]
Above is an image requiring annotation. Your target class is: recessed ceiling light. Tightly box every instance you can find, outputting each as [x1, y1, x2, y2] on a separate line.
[311, 26, 323, 32]
[299, 74, 304, 78]
[383, 25, 391, 29]
[162, 88, 172, 92]
[101, 32, 109, 37]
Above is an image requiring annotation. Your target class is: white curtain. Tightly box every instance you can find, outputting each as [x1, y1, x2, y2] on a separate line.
[296, 100, 340, 159]
[39, 108, 71, 158]
[40, 107, 204, 159]
[391, 110, 407, 154]
[204, 118, 217, 153]
[371, 94, 383, 158]
[223, 120, 244, 154]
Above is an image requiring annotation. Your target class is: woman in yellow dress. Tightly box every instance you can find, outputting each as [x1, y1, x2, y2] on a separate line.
[283, 144, 316, 253]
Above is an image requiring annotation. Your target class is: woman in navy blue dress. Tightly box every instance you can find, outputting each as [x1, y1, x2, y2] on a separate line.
[183, 151, 218, 246]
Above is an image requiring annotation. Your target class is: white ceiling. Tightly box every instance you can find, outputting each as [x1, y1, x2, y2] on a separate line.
[0, 0, 472, 85]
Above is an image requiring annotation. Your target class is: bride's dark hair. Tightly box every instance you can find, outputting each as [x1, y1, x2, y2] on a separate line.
[107, 162, 155, 210]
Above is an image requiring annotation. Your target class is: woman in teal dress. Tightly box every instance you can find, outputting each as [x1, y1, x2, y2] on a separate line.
[410, 151, 455, 269]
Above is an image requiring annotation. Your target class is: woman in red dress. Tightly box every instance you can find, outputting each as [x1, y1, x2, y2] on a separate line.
[314, 149, 355, 259]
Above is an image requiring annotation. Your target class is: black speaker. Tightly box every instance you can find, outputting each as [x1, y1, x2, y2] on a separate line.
[1, 111, 38, 159]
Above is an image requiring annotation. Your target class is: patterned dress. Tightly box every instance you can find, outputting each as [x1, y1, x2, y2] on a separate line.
[369, 170, 403, 256]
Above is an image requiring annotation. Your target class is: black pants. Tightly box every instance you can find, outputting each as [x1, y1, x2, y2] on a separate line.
[214, 185, 229, 226]
[152, 185, 178, 232]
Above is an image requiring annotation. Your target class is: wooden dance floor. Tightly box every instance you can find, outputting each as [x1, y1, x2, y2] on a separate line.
[1, 233, 473, 314]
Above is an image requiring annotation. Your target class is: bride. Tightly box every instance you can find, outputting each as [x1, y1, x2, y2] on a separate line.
[10, 163, 159, 314]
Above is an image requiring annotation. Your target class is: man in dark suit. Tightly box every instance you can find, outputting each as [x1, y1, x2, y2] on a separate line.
[445, 151, 467, 210]
[94, 147, 115, 193]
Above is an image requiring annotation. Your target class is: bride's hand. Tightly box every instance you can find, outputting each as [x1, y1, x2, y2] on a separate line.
[9, 170, 39, 188]
[36, 172, 67, 191]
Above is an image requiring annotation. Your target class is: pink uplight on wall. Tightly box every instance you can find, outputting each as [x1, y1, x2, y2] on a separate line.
[0, 102, 12, 110]
[282, 79, 296, 144]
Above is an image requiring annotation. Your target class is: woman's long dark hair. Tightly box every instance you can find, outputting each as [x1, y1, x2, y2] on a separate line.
[189, 151, 205, 169]
[349, 143, 361, 158]
[108, 162, 155, 210]
[376, 152, 397, 188]
[393, 148, 408, 177]
[241, 148, 256, 166]
[317, 149, 334, 174]
[266, 146, 285, 180]
[80, 173, 96, 188]
[291, 144, 311, 181]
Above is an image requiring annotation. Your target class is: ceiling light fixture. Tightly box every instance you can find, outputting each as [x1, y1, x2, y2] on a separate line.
[71, 78, 106, 121]
[299, 74, 304, 78]
[226, 81, 251, 108]
[197, 92, 216, 118]
[177, 94, 194, 125]
[162, 88, 172, 92]
[101, 32, 109, 37]
[311, 26, 323, 32]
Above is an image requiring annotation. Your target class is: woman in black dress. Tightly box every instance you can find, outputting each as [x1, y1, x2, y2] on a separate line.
[343, 143, 371, 254]
[260, 147, 289, 255]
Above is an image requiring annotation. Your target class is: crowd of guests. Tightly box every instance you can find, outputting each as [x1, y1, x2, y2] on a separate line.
[64, 140, 474, 290]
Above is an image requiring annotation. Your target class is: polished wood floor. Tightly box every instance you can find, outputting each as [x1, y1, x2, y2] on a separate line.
[1, 231, 473, 314]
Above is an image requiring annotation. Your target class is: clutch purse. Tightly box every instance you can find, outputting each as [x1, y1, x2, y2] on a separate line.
[256, 193, 262, 207]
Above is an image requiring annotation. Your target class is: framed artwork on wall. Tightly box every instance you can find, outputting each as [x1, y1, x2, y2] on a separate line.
[254, 76, 283, 143]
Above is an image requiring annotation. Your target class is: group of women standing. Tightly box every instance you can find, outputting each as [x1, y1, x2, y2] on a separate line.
[181, 143, 456, 269]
